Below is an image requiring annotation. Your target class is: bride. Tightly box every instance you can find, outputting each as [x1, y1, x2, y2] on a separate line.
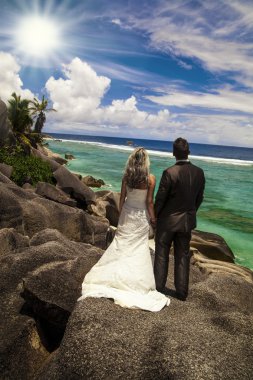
[78, 148, 170, 312]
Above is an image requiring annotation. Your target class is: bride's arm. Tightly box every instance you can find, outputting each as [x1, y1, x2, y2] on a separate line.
[146, 174, 156, 225]
[119, 177, 127, 214]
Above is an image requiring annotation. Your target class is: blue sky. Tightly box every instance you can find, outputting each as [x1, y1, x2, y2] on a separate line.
[0, 0, 253, 147]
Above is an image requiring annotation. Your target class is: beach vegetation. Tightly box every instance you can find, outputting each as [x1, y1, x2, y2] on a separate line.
[6, 93, 56, 151]
[7, 92, 33, 134]
[29, 95, 56, 134]
[0, 145, 54, 186]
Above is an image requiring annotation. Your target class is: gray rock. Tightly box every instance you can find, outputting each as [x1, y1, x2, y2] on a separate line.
[0, 181, 109, 248]
[95, 190, 111, 198]
[31, 146, 61, 172]
[91, 191, 120, 227]
[30, 228, 71, 246]
[0, 228, 29, 256]
[0, 163, 13, 178]
[0, 237, 102, 379]
[0, 183, 26, 234]
[65, 154, 75, 160]
[36, 181, 77, 207]
[191, 230, 235, 262]
[38, 257, 253, 380]
[53, 165, 96, 207]
[0, 99, 16, 147]
[53, 156, 68, 165]
[0, 171, 13, 184]
[22, 183, 35, 191]
[82, 175, 105, 188]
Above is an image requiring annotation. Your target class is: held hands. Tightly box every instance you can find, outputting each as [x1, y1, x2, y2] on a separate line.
[150, 217, 157, 227]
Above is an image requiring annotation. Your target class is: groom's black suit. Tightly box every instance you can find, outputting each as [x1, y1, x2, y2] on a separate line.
[154, 161, 205, 299]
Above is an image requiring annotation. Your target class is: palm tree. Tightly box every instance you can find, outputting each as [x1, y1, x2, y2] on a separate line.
[7, 92, 33, 134]
[29, 95, 56, 134]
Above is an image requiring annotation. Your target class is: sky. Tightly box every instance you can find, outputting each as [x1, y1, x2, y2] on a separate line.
[0, 0, 253, 147]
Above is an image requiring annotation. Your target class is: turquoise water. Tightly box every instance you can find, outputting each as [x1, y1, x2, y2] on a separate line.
[47, 139, 253, 270]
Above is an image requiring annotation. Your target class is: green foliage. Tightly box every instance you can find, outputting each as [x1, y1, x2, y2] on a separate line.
[0, 146, 54, 186]
[7, 93, 33, 134]
[29, 95, 56, 133]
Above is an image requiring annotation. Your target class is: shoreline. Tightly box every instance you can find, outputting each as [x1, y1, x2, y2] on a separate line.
[44, 135, 253, 166]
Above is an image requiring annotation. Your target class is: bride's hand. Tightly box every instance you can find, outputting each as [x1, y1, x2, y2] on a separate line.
[150, 218, 157, 227]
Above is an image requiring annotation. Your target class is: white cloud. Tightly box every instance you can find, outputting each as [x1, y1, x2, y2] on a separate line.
[46, 57, 111, 116]
[127, 0, 253, 89]
[146, 86, 253, 114]
[111, 18, 121, 26]
[44, 57, 253, 146]
[167, 113, 253, 148]
[46, 57, 171, 133]
[0, 51, 34, 102]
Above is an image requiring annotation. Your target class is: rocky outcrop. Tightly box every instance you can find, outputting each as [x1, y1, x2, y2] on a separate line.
[35, 181, 77, 207]
[91, 191, 120, 227]
[0, 162, 13, 178]
[0, 180, 108, 248]
[191, 230, 235, 262]
[0, 99, 16, 147]
[54, 165, 96, 207]
[31, 146, 61, 172]
[37, 253, 253, 380]
[82, 175, 105, 188]
[36, 145, 68, 165]
[65, 153, 75, 160]
[0, 177, 252, 379]
[0, 228, 29, 257]
[31, 147, 96, 209]
[0, 230, 103, 379]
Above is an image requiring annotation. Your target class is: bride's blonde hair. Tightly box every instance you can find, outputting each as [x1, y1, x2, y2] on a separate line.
[124, 147, 150, 188]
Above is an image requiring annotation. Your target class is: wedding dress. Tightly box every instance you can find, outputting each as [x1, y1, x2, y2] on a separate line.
[78, 187, 170, 312]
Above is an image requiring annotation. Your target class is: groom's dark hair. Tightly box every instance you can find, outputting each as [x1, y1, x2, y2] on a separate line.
[173, 137, 190, 159]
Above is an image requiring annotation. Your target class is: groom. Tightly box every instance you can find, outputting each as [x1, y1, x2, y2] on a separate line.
[154, 137, 205, 300]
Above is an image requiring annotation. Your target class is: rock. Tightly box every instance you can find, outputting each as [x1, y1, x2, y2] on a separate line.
[53, 166, 96, 208]
[91, 191, 120, 227]
[35, 182, 77, 207]
[41, 146, 68, 165]
[0, 228, 29, 256]
[22, 183, 35, 191]
[30, 228, 69, 246]
[0, 183, 26, 234]
[73, 173, 82, 180]
[0, 235, 102, 379]
[0, 171, 13, 184]
[0, 181, 109, 248]
[0, 99, 16, 147]
[0, 163, 13, 178]
[31, 146, 61, 172]
[191, 230, 235, 262]
[102, 191, 120, 226]
[95, 190, 111, 198]
[82, 175, 105, 188]
[38, 256, 253, 380]
[192, 252, 253, 283]
[65, 153, 75, 160]
[52, 156, 68, 165]
[36, 143, 49, 156]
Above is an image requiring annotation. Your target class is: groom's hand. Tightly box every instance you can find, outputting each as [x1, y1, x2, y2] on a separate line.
[150, 218, 157, 227]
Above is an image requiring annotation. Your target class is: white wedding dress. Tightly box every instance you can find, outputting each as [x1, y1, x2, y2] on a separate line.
[78, 187, 170, 312]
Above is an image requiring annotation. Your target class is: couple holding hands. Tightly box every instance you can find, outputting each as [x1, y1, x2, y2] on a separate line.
[78, 137, 205, 312]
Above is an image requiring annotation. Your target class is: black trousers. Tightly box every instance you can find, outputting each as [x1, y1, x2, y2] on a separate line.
[154, 226, 191, 298]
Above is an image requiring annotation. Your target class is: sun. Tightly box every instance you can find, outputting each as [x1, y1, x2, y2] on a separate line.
[15, 15, 61, 58]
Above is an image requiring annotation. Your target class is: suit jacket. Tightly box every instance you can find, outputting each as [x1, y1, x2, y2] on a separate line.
[155, 161, 205, 232]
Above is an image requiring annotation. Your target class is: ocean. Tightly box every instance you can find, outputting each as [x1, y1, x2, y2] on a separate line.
[45, 133, 253, 270]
